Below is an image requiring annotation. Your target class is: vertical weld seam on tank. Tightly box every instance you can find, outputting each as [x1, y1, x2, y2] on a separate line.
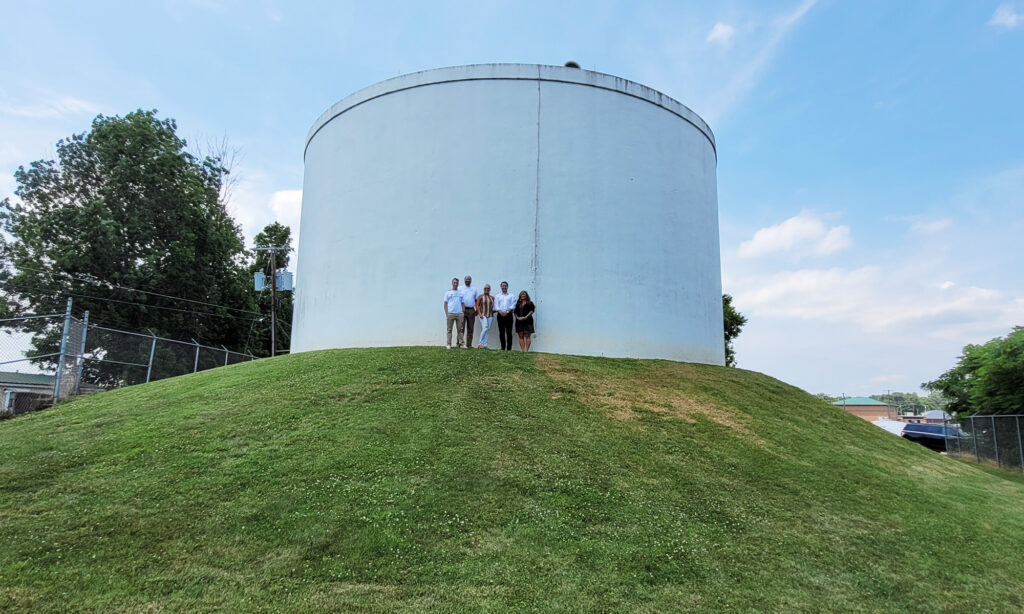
[532, 72, 542, 293]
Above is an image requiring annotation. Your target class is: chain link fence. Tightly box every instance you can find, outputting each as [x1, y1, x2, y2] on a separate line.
[2, 303, 255, 417]
[945, 415, 1024, 472]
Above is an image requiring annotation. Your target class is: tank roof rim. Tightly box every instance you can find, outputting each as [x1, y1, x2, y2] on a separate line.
[304, 63, 716, 159]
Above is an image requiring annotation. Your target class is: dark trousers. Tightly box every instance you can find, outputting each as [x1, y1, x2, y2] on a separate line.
[463, 307, 476, 347]
[496, 312, 514, 350]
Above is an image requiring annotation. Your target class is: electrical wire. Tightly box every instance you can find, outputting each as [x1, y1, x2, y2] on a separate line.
[2, 279, 265, 322]
[1, 258, 263, 316]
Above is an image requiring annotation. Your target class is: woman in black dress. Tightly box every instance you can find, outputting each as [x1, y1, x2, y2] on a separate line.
[514, 290, 535, 352]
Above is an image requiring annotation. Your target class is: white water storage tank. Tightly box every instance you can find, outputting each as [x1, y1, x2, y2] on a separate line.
[293, 64, 725, 364]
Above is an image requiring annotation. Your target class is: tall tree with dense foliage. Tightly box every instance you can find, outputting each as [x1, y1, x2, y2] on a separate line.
[0, 110, 255, 364]
[924, 327, 1024, 416]
[722, 293, 747, 367]
[247, 222, 293, 357]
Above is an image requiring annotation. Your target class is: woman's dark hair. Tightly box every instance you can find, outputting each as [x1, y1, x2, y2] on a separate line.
[517, 290, 531, 305]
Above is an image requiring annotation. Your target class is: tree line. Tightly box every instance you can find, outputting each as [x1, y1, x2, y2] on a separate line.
[815, 326, 1023, 418]
[1, 109, 746, 372]
[924, 327, 1024, 417]
[0, 110, 291, 364]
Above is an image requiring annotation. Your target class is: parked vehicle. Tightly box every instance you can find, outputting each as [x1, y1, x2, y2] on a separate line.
[901, 423, 966, 452]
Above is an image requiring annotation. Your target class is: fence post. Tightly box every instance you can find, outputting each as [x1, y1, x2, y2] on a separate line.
[52, 298, 73, 403]
[992, 416, 1001, 467]
[74, 311, 89, 394]
[222, 345, 229, 367]
[1016, 416, 1024, 470]
[972, 416, 979, 462]
[146, 331, 157, 383]
[192, 339, 200, 373]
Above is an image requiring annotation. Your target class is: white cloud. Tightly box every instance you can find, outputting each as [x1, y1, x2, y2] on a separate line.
[910, 217, 953, 233]
[706, 22, 736, 46]
[0, 96, 99, 119]
[269, 190, 302, 228]
[989, 3, 1023, 28]
[816, 225, 852, 255]
[732, 265, 1022, 337]
[723, 163, 1024, 392]
[737, 212, 851, 258]
[701, 0, 817, 123]
[627, 0, 818, 125]
[269, 189, 303, 258]
[225, 172, 302, 272]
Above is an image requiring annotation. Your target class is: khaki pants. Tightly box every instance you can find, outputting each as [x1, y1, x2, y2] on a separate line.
[446, 312, 465, 347]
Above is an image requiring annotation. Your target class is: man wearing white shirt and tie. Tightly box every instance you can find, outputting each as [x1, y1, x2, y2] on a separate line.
[460, 275, 479, 349]
[493, 281, 517, 351]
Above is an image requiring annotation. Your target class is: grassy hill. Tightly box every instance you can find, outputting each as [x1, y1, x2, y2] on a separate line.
[2, 348, 1024, 612]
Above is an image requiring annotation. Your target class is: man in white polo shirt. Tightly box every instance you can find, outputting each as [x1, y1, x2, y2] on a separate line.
[443, 277, 464, 349]
[460, 275, 479, 349]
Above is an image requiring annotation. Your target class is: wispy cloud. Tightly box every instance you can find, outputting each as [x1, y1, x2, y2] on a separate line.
[626, 0, 818, 125]
[702, 0, 817, 123]
[738, 212, 851, 258]
[725, 163, 1024, 392]
[706, 22, 736, 46]
[989, 3, 1023, 28]
[910, 217, 953, 233]
[187, 0, 227, 13]
[733, 265, 1021, 337]
[0, 96, 99, 119]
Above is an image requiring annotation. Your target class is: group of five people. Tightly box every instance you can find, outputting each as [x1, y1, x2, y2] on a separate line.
[443, 276, 536, 351]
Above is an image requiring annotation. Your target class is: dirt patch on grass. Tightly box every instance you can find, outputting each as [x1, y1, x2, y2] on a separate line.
[535, 355, 765, 445]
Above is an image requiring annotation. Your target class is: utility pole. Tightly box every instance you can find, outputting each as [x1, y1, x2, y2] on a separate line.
[254, 245, 288, 358]
[270, 248, 277, 357]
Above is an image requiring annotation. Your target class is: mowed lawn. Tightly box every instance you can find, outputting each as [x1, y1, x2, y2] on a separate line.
[2, 347, 1023, 612]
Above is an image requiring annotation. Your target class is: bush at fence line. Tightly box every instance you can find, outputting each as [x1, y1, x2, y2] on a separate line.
[81, 326, 152, 388]
[948, 415, 1024, 472]
[925, 327, 1024, 416]
[4, 313, 254, 398]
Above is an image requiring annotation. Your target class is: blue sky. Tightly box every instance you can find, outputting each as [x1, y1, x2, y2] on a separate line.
[2, 0, 1022, 395]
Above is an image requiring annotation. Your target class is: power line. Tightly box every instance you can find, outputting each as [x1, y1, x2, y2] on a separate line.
[1, 258, 263, 316]
[2, 279, 265, 322]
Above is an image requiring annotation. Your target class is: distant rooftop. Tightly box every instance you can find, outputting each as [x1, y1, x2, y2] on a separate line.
[0, 371, 54, 387]
[832, 397, 889, 406]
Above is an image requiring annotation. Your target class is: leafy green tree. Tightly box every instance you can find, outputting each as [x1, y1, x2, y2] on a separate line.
[247, 222, 293, 357]
[924, 327, 1024, 416]
[723, 293, 747, 367]
[872, 391, 949, 415]
[874, 392, 926, 415]
[0, 110, 255, 375]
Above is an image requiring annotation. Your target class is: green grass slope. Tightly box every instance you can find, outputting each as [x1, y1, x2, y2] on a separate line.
[2, 348, 1024, 612]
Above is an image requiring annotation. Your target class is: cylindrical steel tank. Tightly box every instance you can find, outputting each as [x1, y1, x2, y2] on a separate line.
[293, 64, 724, 364]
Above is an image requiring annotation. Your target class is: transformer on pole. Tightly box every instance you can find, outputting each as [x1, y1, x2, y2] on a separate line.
[254, 245, 292, 357]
